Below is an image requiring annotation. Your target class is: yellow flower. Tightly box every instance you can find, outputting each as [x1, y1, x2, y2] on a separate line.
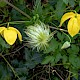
[60, 12, 80, 37]
[0, 27, 22, 45]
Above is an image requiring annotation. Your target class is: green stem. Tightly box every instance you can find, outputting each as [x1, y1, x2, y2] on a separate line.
[62, 32, 71, 43]
[0, 54, 21, 80]
[3, 0, 31, 19]
[0, 21, 30, 26]
[7, 22, 9, 28]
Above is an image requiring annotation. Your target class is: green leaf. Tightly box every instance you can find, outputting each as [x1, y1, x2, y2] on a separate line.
[0, 63, 11, 80]
[69, 0, 75, 7]
[55, 0, 66, 20]
[67, 44, 79, 54]
[63, 0, 69, 5]
[45, 38, 59, 53]
[15, 67, 28, 76]
[0, 36, 10, 49]
[33, 0, 42, 16]
[0, 1, 7, 7]
[70, 68, 78, 80]
[69, 54, 80, 69]
[79, 1, 80, 7]
[42, 56, 53, 64]
[62, 55, 68, 64]
[55, 52, 62, 63]
[57, 32, 64, 41]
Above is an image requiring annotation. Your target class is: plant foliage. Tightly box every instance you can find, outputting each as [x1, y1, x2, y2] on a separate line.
[0, 0, 80, 80]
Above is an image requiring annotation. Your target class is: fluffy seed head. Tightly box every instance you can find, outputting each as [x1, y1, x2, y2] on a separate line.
[25, 23, 52, 51]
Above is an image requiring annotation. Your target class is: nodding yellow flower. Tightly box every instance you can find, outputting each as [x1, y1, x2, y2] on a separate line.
[25, 23, 52, 51]
[0, 27, 22, 45]
[60, 12, 80, 37]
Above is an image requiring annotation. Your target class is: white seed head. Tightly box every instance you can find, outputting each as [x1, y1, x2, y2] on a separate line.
[25, 23, 52, 51]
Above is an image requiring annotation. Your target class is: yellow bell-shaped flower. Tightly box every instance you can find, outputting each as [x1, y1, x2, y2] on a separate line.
[60, 12, 80, 37]
[0, 27, 22, 45]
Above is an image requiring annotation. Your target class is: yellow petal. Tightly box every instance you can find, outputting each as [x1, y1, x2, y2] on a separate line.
[68, 17, 79, 37]
[59, 12, 75, 27]
[76, 14, 80, 29]
[0, 27, 6, 33]
[4, 28, 17, 45]
[8, 27, 22, 41]
[0, 27, 6, 37]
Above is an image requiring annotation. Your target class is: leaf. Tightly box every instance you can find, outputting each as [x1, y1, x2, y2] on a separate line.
[0, 36, 10, 49]
[45, 38, 59, 53]
[63, 0, 69, 5]
[55, 0, 66, 20]
[55, 53, 62, 63]
[69, 0, 75, 7]
[59, 12, 75, 27]
[0, 0, 7, 7]
[15, 67, 28, 76]
[24, 48, 42, 69]
[24, 48, 32, 61]
[41, 56, 53, 64]
[71, 45, 79, 53]
[33, 0, 42, 16]
[31, 53, 42, 63]
[69, 54, 80, 69]
[70, 68, 78, 80]
[0, 63, 11, 80]
[57, 32, 64, 41]
[62, 55, 68, 64]
[68, 17, 79, 37]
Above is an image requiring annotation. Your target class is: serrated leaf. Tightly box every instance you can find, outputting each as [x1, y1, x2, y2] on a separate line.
[57, 32, 64, 41]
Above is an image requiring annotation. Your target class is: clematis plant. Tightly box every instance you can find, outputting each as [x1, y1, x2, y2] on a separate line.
[0, 27, 22, 45]
[60, 11, 80, 37]
[25, 22, 52, 51]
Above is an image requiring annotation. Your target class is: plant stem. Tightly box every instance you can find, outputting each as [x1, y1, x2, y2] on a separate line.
[52, 70, 64, 80]
[50, 26, 67, 32]
[0, 54, 21, 80]
[3, 0, 31, 19]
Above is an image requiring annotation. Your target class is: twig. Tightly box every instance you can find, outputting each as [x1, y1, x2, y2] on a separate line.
[28, 70, 47, 80]
[50, 26, 67, 32]
[0, 53, 21, 80]
[3, 43, 28, 56]
[3, 0, 31, 19]
[52, 70, 64, 80]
